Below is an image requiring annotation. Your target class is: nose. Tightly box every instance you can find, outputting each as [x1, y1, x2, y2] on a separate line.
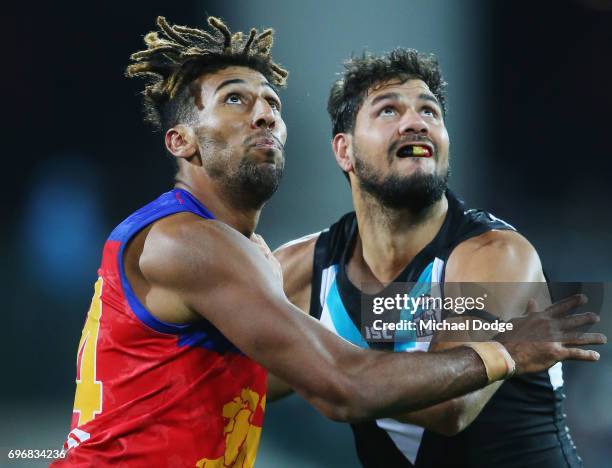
[251, 98, 276, 130]
[398, 109, 428, 136]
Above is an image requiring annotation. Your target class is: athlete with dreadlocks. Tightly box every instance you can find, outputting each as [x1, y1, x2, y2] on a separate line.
[54, 17, 604, 467]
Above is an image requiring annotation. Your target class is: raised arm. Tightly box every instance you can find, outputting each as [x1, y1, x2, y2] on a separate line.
[134, 215, 604, 422]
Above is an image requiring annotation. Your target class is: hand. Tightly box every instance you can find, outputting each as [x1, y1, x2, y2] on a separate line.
[497, 294, 606, 375]
[250, 233, 284, 288]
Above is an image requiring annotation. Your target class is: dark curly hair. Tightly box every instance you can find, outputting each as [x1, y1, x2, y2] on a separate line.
[126, 16, 288, 131]
[327, 48, 446, 137]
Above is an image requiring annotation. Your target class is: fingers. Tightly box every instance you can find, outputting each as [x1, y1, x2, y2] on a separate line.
[561, 347, 601, 362]
[545, 294, 588, 318]
[561, 332, 607, 346]
[559, 312, 600, 331]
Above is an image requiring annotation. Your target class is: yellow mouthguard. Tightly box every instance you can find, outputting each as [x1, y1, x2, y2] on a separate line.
[412, 146, 428, 156]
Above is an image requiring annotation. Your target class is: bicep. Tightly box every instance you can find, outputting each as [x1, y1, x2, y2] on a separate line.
[445, 231, 551, 322]
[274, 234, 318, 313]
[144, 219, 354, 397]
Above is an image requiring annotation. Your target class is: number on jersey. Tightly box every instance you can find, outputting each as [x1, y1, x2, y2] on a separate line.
[73, 278, 104, 426]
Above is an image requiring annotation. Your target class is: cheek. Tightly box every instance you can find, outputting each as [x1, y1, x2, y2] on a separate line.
[442, 129, 450, 148]
[356, 130, 391, 159]
[437, 131, 450, 172]
[276, 120, 287, 144]
[436, 128, 450, 154]
[201, 114, 245, 144]
[354, 119, 390, 150]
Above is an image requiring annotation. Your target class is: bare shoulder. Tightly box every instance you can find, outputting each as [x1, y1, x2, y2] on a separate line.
[445, 230, 548, 321]
[274, 232, 320, 312]
[140, 212, 256, 288]
[275, 232, 320, 270]
[446, 229, 543, 282]
[122, 212, 259, 324]
[451, 229, 536, 259]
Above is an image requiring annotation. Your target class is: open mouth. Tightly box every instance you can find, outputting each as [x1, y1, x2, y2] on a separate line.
[396, 144, 432, 158]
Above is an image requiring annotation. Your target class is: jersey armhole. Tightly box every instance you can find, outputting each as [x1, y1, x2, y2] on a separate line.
[118, 215, 195, 335]
[309, 230, 333, 319]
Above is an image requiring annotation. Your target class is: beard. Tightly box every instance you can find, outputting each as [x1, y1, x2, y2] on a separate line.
[202, 139, 285, 210]
[354, 151, 449, 213]
[226, 151, 285, 209]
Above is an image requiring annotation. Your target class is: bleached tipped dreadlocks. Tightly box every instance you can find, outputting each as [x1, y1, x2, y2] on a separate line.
[127, 16, 288, 130]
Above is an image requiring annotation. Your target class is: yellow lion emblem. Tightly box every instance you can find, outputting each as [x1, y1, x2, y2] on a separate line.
[196, 388, 266, 468]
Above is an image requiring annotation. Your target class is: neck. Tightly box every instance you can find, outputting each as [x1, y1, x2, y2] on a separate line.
[350, 185, 448, 285]
[174, 166, 260, 237]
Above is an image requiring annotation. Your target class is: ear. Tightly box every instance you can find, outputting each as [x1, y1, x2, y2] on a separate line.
[165, 125, 198, 159]
[331, 133, 354, 174]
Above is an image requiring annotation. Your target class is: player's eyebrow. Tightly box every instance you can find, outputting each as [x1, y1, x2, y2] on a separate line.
[370, 92, 401, 107]
[262, 81, 281, 99]
[370, 92, 441, 108]
[261, 81, 275, 92]
[215, 78, 280, 100]
[215, 78, 247, 94]
[418, 93, 441, 107]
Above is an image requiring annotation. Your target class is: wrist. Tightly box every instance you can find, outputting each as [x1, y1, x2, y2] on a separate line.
[463, 342, 516, 383]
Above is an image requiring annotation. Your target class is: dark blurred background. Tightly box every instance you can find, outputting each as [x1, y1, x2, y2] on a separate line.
[2, 0, 611, 466]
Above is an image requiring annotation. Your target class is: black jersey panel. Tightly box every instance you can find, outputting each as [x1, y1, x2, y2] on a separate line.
[309, 191, 581, 467]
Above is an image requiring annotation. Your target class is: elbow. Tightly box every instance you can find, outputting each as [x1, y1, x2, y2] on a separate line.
[434, 420, 463, 438]
[320, 401, 371, 423]
[303, 372, 371, 423]
[432, 400, 469, 437]
[313, 400, 353, 422]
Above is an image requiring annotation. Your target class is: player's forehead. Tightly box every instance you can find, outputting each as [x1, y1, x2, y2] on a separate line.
[197, 66, 278, 99]
[364, 78, 434, 105]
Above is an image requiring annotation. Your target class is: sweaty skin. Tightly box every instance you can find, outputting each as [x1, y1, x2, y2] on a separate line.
[124, 68, 604, 424]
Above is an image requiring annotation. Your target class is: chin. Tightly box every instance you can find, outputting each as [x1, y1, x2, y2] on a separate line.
[358, 169, 449, 212]
[237, 161, 284, 207]
[250, 146, 282, 161]
[396, 164, 435, 179]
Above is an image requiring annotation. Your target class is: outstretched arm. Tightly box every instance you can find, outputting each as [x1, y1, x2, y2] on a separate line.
[137, 216, 604, 422]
